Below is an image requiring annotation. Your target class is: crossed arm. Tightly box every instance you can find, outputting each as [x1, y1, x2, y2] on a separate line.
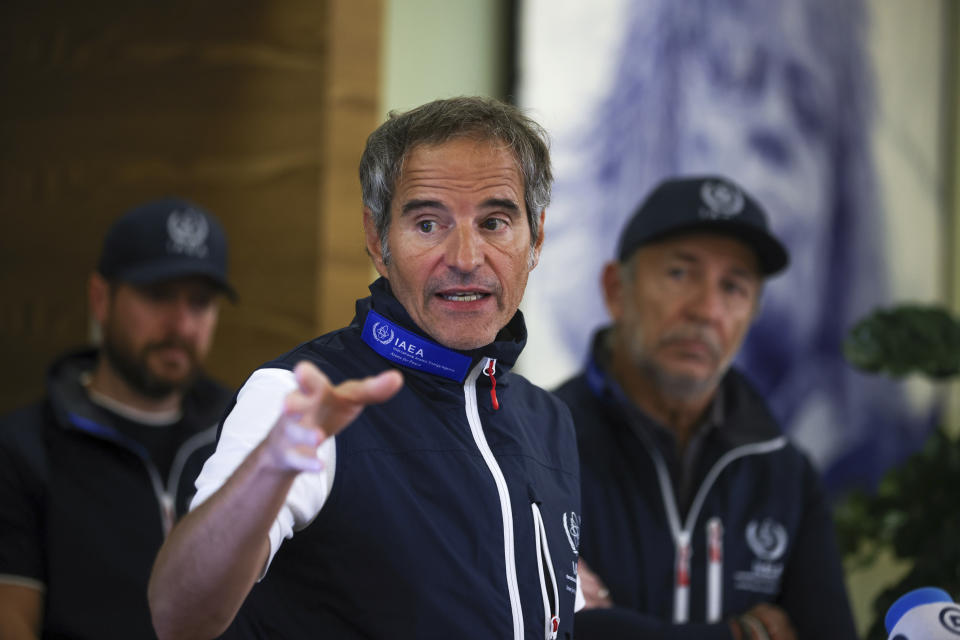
[0, 584, 41, 640]
[576, 559, 797, 640]
[147, 362, 403, 640]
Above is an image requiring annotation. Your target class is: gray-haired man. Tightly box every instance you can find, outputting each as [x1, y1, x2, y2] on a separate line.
[149, 97, 583, 640]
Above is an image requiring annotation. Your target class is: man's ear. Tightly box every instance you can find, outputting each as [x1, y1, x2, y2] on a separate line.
[528, 210, 546, 270]
[363, 207, 388, 278]
[88, 272, 110, 328]
[601, 261, 626, 322]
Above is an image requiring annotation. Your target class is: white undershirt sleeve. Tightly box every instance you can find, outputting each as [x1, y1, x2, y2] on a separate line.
[575, 574, 585, 612]
[190, 367, 337, 576]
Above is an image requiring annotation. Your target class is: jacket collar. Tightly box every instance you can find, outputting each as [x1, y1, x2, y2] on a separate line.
[354, 277, 527, 382]
[44, 347, 227, 435]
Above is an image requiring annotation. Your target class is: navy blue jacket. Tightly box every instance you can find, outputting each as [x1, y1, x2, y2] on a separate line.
[221, 279, 582, 640]
[0, 349, 231, 640]
[555, 333, 856, 640]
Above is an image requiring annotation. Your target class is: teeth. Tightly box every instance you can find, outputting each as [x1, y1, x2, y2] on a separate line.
[444, 293, 483, 302]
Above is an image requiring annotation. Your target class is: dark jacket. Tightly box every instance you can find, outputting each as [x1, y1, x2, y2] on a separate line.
[555, 333, 857, 640]
[0, 349, 232, 639]
[221, 278, 582, 640]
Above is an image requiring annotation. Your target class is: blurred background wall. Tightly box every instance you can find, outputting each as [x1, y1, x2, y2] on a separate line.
[1, 0, 381, 407]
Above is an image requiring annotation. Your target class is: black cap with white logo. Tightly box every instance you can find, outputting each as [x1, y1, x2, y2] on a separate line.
[616, 176, 789, 275]
[97, 197, 236, 298]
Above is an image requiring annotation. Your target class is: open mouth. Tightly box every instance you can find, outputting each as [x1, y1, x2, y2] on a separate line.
[438, 291, 490, 302]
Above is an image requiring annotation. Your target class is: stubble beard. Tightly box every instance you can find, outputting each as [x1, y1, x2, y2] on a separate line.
[101, 327, 199, 400]
[627, 331, 727, 401]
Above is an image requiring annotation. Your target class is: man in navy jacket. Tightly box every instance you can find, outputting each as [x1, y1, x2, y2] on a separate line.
[149, 97, 583, 640]
[556, 176, 856, 640]
[0, 198, 235, 639]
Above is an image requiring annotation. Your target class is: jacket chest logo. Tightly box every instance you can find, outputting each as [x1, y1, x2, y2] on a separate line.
[733, 518, 788, 595]
[745, 518, 787, 561]
[563, 511, 581, 553]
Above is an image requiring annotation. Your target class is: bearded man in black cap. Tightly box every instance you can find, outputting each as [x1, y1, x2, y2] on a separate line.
[0, 198, 235, 639]
[559, 176, 857, 640]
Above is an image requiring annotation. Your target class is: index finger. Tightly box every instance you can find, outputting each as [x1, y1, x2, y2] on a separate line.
[332, 369, 404, 406]
[293, 361, 330, 396]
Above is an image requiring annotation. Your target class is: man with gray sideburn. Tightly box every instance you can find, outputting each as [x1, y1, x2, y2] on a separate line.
[149, 97, 583, 640]
[557, 176, 856, 640]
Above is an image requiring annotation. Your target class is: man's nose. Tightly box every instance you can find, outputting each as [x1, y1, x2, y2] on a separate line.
[686, 282, 725, 323]
[168, 296, 200, 335]
[445, 225, 483, 272]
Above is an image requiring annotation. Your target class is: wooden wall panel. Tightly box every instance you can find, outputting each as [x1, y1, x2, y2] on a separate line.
[0, 0, 382, 411]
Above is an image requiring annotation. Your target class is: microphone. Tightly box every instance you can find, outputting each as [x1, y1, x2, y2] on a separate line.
[885, 587, 960, 639]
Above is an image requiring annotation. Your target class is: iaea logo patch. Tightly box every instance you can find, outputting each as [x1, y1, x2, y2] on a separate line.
[699, 180, 745, 219]
[745, 518, 788, 562]
[372, 321, 394, 346]
[563, 512, 581, 554]
[166, 208, 209, 257]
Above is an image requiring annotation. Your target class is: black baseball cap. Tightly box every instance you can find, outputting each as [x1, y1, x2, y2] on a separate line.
[97, 197, 236, 298]
[616, 176, 789, 276]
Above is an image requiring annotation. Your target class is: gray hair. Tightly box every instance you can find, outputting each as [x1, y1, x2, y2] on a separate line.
[359, 96, 553, 263]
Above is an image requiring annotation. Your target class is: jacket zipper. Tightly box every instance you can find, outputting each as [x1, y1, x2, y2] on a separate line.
[706, 517, 724, 621]
[628, 423, 787, 623]
[68, 413, 217, 537]
[531, 502, 560, 640]
[464, 357, 523, 639]
[164, 424, 219, 531]
[483, 358, 500, 410]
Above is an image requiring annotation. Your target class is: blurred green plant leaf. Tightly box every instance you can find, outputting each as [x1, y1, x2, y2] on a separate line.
[844, 305, 960, 378]
[839, 304, 960, 638]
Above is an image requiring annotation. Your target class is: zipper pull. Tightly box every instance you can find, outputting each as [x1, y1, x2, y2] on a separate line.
[707, 517, 724, 622]
[161, 492, 176, 537]
[674, 533, 691, 623]
[549, 615, 559, 639]
[483, 358, 499, 410]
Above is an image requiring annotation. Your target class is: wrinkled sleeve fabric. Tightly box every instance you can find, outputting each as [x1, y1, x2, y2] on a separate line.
[0, 413, 46, 591]
[190, 367, 337, 575]
[776, 456, 858, 639]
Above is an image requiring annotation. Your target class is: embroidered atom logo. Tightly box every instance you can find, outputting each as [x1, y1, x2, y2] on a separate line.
[699, 180, 745, 219]
[372, 322, 394, 346]
[166, 208, 209, 257]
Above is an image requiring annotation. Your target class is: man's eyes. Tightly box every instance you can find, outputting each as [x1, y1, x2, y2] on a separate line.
[721, 279, 751, 297]
[414, 218, 508, 233]
[141, 287, 175, 302]
[480, 218, 508, 231]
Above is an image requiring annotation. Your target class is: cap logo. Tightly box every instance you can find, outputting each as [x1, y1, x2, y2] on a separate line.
[699, 180, 745, 219]
[167, 208, 209, 258]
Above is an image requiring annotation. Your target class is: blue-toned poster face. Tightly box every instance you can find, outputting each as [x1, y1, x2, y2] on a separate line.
[675, 0, 834, 371]
[518, 0, 935, 496]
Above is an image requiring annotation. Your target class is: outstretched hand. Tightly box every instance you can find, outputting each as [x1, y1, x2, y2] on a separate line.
[265, 361, 404, 472]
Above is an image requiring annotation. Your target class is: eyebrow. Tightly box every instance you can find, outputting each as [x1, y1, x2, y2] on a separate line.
[400, 199, 446, 215]
[400, 197, 521, 216]
[668, 250, 759, 280]
[480, 198, 521, 213]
